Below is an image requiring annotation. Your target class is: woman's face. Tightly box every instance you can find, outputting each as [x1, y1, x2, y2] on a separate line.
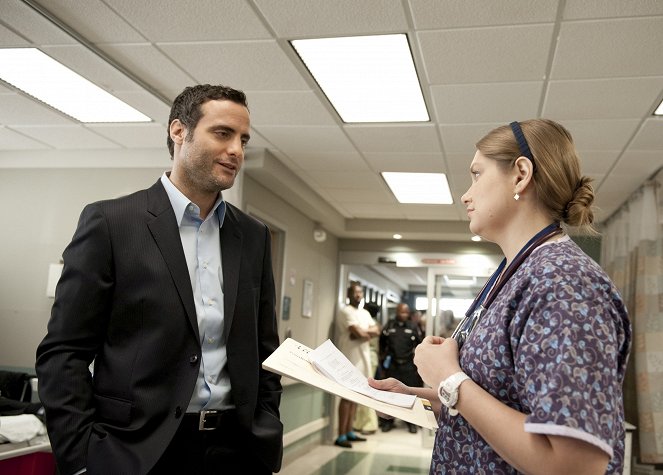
[460, 150, 516, 242]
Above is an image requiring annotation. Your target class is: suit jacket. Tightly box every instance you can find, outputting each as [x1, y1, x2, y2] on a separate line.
[36, 179, 283, 474]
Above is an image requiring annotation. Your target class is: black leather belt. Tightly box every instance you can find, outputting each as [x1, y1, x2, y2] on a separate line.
[183, 409, 236, 431]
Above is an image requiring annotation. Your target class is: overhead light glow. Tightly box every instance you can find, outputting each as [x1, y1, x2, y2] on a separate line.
[0, 48, 151, 123]
[655, 99, 663, 115]
[393, 234, 403, 240]
[291, 34, 429, 123]
[382, 172, 453, 204]
[471, 235, 482, 242]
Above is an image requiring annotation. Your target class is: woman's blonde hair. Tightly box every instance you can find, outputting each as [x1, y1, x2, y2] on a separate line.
[476, 119, 596, 232]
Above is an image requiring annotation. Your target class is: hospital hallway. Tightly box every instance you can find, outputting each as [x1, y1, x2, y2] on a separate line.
[280, 421, 434, 475]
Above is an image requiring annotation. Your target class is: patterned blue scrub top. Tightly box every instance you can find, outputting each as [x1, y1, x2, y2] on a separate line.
[431, 237, 632, 474]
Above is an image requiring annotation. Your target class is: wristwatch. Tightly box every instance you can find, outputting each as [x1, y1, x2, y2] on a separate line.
[438, 372, 471, 416]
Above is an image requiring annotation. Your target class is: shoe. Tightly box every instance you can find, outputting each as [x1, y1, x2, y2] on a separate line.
[408, 424, 418, 434]
[381, 421, 393, 432]
[347, 434, 366, 442]
[334, 439, 352, 448]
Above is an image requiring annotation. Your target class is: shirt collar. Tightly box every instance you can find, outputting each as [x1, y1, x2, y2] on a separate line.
[160, 172, 226, 227]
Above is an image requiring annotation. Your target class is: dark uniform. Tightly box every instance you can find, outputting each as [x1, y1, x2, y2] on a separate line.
[380, 319, 423, 388]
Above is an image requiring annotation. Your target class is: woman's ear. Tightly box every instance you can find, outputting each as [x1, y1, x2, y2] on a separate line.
[513, 156, 534, 193]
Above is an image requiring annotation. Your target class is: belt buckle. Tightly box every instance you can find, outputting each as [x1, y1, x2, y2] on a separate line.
[198, 409, 219, 431]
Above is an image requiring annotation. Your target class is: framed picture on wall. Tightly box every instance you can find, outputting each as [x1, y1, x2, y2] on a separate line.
[302, 279, 314, 318]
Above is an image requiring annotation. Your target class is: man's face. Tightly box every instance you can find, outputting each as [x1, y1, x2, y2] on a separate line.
[348, 285, 363, 307]
[396, 304, 410, 322]
[170, 99, 250, 196]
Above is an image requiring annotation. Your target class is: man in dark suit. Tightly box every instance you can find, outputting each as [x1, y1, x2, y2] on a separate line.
[35, 84, 282, 474]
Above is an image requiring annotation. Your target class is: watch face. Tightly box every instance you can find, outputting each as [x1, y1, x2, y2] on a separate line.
[439, 385, 452, 403]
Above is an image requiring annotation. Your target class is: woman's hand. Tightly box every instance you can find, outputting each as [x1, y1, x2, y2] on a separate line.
[368, 376, 410, 395]
[414, 336, 462, 388]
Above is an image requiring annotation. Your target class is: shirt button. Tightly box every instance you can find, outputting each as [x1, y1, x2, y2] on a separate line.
[208, 300, 215, 306]
[189, 355, 198, 364]
[207, 337, 215, 344]
[175, 406, 182, 418]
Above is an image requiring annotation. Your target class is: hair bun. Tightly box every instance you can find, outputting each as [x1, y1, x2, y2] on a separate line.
[564, 176, 595, 227]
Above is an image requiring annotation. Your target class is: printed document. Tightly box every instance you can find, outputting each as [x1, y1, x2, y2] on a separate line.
[309, 339, 416, 408]
[262, 338, 439, 430]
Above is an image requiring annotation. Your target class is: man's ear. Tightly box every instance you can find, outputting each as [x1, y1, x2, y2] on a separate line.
[513, 156, 534, 192]
[169, 119, 186, 146]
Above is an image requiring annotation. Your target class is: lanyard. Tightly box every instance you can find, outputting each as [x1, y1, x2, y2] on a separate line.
[451, 222, 562, 348]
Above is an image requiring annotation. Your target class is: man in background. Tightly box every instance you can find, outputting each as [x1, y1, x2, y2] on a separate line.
[379, 302, 423, 433]
[36, 84, 282, 474]
[334, 281, 380, 448]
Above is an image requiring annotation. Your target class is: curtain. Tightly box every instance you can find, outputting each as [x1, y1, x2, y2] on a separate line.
[601, 168, 663, 464]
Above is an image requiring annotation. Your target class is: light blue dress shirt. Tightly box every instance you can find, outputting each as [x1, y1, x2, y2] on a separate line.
[161, 173, 232, 412]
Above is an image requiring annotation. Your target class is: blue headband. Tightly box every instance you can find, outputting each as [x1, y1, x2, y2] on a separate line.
[509, 121, 534, 164]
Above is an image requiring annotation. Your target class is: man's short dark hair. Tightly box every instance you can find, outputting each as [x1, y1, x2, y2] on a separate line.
[167, 84, 248, 158]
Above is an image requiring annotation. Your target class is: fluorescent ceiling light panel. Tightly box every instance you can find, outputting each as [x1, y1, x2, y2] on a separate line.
[0, 48, 151, 123]
[291, 34, 429, 123]
[655, 99, 663, 115]
[382, 172, 453, 204]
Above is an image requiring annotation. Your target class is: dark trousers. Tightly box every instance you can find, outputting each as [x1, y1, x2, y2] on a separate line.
[149, 410, 271, 475]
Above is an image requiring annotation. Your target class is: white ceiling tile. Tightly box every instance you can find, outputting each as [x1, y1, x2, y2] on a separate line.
[85, 123, 166, 149]
[345, 124, 441, 153]
[305, 170, 384, 189]
[248, 92, 336, 126]
[348, 203, 406, 219]
[159, 41, 309, 91]
[324, 186, 394, 204]
[255, 0, 408, 37]
[97, 44, 195, 100]
[0, 127, 50, 150]
[399, 204, 460, 220]
[418, 25, 554, 84]
[40, 0, 145, 43]
[105, 0, 271, 41]
[630, 119, 663, 150]
[551, 17, 663, 79]
[431, 82, 542, 124]
[363, 152, 446, 173]
[0, 22, 30, 46]
[410, 0, 559, 29]
[563, 0, 663, 20]
[557, 119, 640, 150]
[0, 94, 75, 126]
[286, 152, 368, 171]
[609, 150, 663, 178]
[544, 78, 663, 119]
[439, 123, 504, 154]
[12, 125, 121, 149]
[445, 153, 474, 175]
[256, 126, 357, 154]
[576, 150, 621, 175]
[244, 130, 273, 149]
[0, 0, 76, 45]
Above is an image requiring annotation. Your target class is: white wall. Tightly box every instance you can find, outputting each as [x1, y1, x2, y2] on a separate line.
[0, 167, 167, 368]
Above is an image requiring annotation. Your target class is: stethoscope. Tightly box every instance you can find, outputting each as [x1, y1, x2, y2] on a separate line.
[451, 223, 563, 349]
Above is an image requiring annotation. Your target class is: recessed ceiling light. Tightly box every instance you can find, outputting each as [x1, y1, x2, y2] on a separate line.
[382, 172, 453, 204]
[471, 235, 482, 242]
[393, 234, 403, 240]
[0, 48, 151, 123]
[291, 34, 429, 123]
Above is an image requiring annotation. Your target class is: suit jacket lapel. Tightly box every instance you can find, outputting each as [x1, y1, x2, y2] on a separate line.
[146, 180, 200, 341]
[221, 205, 242, 342]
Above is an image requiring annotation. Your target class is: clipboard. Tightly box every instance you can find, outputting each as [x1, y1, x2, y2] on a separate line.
[262, 338, 439, 430]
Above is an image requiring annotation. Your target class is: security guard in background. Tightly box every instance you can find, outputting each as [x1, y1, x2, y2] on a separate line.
[379, 302, 423, 433]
